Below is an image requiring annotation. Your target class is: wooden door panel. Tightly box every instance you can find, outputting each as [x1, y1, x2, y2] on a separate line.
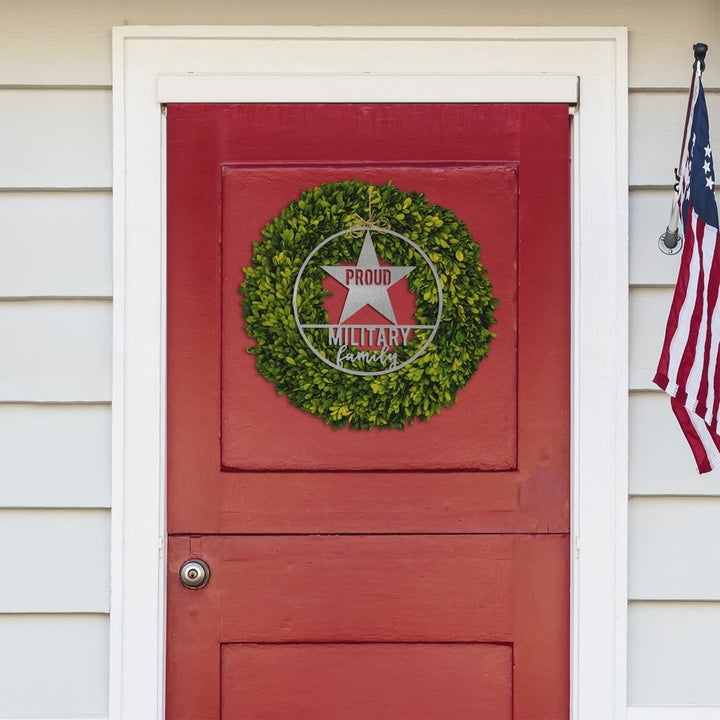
[214, 472, 526, 534]
[221, 643, 513, 720]
[167, 104, 570, 536]
[221, 163, 518, 472]
[176, 535, 515, 642]
[166, 534, 568, 720]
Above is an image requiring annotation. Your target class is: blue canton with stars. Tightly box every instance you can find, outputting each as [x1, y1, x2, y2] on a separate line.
[686, 79, 719, 229]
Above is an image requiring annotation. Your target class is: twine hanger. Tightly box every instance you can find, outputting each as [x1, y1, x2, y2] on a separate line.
[347, 185, 391, 235]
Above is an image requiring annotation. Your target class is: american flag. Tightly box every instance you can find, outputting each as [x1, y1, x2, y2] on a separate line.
[654, 60, 720, 473]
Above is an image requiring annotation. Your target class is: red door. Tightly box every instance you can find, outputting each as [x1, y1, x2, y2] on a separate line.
[166, 104, 569, 719]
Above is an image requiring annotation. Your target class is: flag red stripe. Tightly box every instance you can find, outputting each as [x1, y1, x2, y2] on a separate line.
[671, 396, 713, 474]
[675, 217, 706, 399]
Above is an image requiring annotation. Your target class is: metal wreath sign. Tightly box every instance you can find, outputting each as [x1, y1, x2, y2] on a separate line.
[241, 180, 497, 429]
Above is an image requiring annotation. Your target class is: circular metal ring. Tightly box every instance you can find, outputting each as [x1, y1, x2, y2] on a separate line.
[659, 232, 682, 255]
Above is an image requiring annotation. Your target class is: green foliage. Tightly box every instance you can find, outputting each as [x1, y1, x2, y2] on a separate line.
[241, 180, 497, 429]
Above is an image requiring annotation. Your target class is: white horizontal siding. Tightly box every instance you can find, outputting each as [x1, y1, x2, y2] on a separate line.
[629, 497, 720, 600]
[628, 602, 720, 706]
[0, 192, 112, 297]
[630, 189, 681, 287]
[0, 0, 716, 87]
[0, 89, 111, 188]
[629, 709, 720, 720]
[630, 392, 720, 494]
[0, 509, 110, 612]
[0, 300, 111, 401]
[630, 92, 720, 187]
[0, 614, 108, 716]
[629, 287, 671, 391]
[0, 717, 106, 720]
[0, 404, 111, 507]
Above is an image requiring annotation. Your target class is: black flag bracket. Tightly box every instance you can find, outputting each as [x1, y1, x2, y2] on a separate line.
[659, 43, 709, 255]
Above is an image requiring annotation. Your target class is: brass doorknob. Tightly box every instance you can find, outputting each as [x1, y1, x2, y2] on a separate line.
[179, 558, 210, 589]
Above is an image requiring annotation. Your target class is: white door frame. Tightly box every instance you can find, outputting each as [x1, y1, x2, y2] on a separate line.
[111, 26, 628, 720]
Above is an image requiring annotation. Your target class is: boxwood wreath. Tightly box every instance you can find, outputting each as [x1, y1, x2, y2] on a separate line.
[240, 180, 498, 429]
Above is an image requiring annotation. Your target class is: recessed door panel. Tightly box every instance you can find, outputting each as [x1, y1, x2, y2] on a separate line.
[221, 643, 513, 720]
[221, 163, 518, 471]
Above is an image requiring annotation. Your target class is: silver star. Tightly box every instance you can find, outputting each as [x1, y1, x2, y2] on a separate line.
[323, 231, 414, 324]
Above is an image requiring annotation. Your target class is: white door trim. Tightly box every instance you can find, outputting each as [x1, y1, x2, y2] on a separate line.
[156, 72, 580, 104]
[111, 25, 628, 720]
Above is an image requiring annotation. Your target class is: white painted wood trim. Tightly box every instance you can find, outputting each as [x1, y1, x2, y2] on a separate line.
[628, 709, 720, 720]
[113, 24, 627, 40]
[157, 73, 579, 104]
[613, 32, 630, 720]
[112, 26, 628, 720]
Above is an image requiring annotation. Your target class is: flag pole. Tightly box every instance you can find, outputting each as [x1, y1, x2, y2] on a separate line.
[659, 43, 708, 254]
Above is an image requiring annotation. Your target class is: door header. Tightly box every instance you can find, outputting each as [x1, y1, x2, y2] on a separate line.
[157, 73, 579, 105]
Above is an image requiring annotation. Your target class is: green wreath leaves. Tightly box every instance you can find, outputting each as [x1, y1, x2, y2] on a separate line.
[241, 180, 497, 429]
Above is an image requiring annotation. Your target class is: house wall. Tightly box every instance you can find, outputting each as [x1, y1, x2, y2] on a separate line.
[1, 2, 719, 717]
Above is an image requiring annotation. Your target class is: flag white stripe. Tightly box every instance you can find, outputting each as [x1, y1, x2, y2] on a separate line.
[688, 406, 720, 470]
